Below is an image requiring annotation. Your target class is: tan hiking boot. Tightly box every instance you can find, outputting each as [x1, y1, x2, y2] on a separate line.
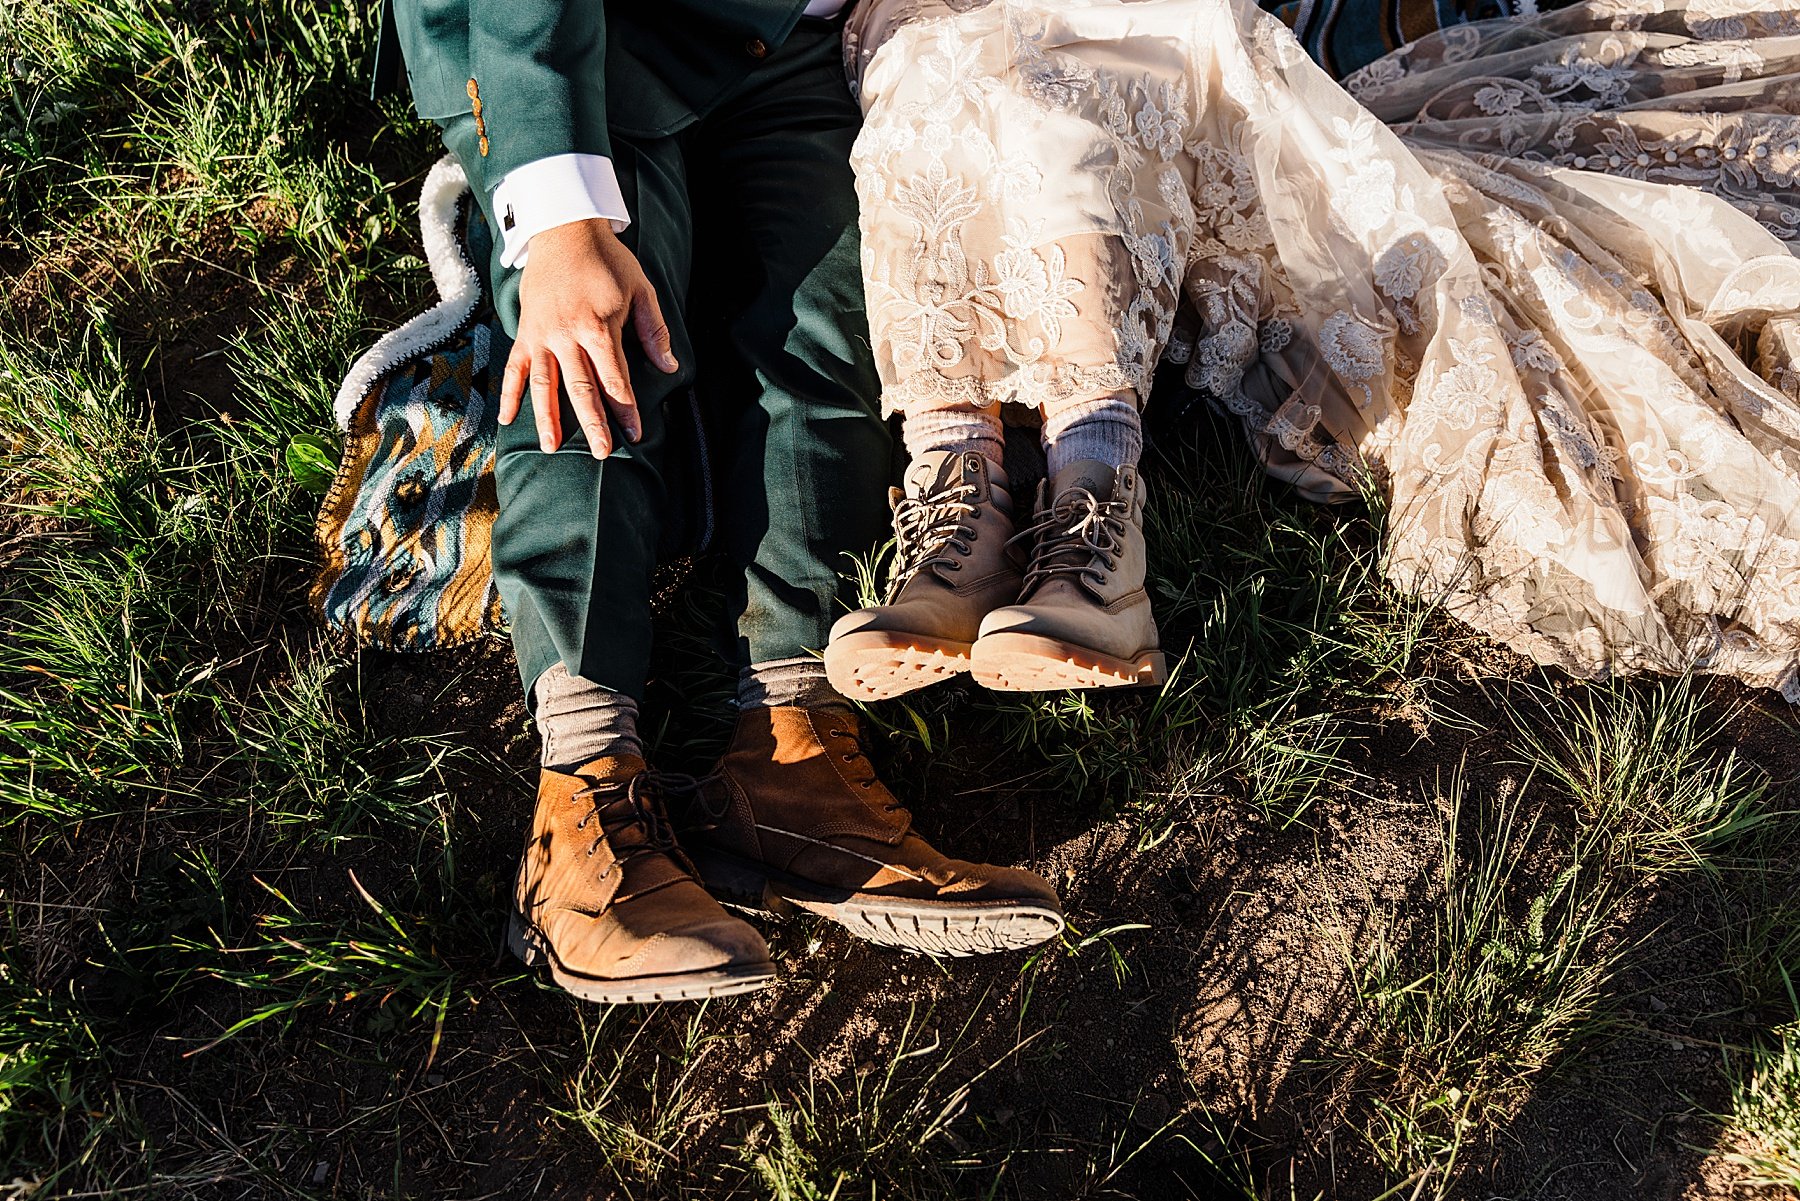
[970, 460, 1167, 691]
[507, 755, 776, 1003]
[677, 705, 1065, 956]
[824, 450, 1024, 700]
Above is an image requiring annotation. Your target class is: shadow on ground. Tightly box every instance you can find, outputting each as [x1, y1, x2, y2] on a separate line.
[43, 411, 1785, 1200]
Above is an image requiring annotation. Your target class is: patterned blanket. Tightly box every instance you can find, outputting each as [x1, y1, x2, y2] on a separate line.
[313, 158, 507, 650]
[1262, 0, 1545, 79]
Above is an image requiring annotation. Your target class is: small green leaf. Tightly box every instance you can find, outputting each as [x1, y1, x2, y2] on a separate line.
[286, 433, 339, 495]
[904, 703, 933, 753]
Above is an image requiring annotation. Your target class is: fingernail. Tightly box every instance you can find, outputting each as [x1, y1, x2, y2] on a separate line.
[540, 436, 554, 453]
[499, 414, 513, 426]
[662, 354, 680, 372]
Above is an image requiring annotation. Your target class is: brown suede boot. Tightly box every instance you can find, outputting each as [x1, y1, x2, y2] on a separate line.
[508, 755, 776, 1003]
[677, 706, 1065, 957]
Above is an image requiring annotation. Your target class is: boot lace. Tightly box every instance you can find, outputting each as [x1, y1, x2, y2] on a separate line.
[1010, 487, 1128, 595]
[570, 770, 693, 871]
[822, 723, 910, 819]
[655, 769, 731, 830]
[888, 480, 982, 599]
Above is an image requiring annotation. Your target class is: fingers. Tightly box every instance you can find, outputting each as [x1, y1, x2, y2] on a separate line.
[561, 340, 614, 459]
[631, 287, 680, 375]
[583, 333, 641, 446]
[515, 306, 663, 458]
[529, 350, 562, 453]
[513, 336, 637, 459]
[500, 341, 529, 426]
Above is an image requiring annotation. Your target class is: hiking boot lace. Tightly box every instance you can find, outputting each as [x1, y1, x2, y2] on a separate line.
[1011, 487, 1127, 595]
[888, 480, 983, 598]
[571, 771, 693, 870]
[822, 724, 909, 818]
[655, 769, 731, 829]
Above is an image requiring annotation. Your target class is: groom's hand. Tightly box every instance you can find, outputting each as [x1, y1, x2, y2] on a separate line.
[500, 218, 680, 458]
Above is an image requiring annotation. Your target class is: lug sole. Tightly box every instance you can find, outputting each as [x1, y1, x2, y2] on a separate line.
[823, 629, 974, 701]
[505, 911, 776, 1004]
[688, 847, 1066, 958]
[969, 631, 1167, 692]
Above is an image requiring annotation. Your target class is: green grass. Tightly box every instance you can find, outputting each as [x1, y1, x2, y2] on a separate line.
[1329, 769, 1628, 1194]
[1726, 1010, 1800, 1191]
[1506, 676, 1777, 879]
[4, 0, 1799, 1197]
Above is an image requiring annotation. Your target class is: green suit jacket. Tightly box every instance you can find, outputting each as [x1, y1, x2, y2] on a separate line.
[382, 0, 813, 198]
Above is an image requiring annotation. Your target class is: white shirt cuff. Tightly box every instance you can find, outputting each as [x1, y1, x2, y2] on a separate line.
[492, 154, 631, 269]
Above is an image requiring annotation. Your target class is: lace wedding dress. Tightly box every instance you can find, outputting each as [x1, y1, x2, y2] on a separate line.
[845, 0, 1800, 698]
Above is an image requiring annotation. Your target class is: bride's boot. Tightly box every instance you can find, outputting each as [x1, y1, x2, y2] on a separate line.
[825, 450, 1025, 700]
[970, 459, 1166, 691]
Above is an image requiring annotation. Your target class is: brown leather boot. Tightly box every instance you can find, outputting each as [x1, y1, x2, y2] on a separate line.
[677, 706, 1065, 957]
[508, 755, 775, 1003]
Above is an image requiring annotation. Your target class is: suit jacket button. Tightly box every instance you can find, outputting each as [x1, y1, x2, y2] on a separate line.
[746, 37, 768, 57]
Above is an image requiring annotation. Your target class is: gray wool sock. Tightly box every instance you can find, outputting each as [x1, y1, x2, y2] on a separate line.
[534, 662, 644, 769]
[737, 656, 851, 712]
[1042, 393, 1144, 476]
[902, 404, 1005, 464]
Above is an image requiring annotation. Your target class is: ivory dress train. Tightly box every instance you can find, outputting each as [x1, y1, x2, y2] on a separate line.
[844, 0, 1800, 699]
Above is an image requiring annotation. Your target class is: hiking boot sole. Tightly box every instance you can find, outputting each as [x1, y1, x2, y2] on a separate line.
[688, 847, 1066, 957]
[506, 912, 776, 1004]
[969, 632, 1167, 692]
[824, 630, 973, 701]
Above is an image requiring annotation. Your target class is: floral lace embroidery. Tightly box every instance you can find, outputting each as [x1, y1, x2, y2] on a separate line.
[847, 0, 1800, 699]
[852, 4, 1194, 415]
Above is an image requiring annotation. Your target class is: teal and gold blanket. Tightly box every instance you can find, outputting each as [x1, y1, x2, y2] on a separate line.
[314, 158, 507, 650]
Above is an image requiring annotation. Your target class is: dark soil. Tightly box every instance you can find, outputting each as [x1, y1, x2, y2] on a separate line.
[92, 523, 1773, 1199]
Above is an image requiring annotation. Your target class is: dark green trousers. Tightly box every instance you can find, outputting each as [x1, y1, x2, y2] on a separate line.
[443, 19, 891, 701]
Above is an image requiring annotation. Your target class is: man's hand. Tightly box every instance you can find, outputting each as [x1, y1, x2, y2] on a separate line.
[500, 218, 680, 457]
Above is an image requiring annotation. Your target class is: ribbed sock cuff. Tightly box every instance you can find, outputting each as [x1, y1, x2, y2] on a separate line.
[902, 405, 1005, 464]
[737, 656, 850, 712]
[1042, 394, 1144, 475]
[534, 662, 643, 769]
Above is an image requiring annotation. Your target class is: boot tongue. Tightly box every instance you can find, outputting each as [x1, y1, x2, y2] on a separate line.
[904, 449, 1008, 501]
[1026, 461, 1123, 600]
[567, 752, 648, 782]
[567, 760, 678, 851]
[1046, 459, 1117, 503]
[904, 450, 969, 500]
